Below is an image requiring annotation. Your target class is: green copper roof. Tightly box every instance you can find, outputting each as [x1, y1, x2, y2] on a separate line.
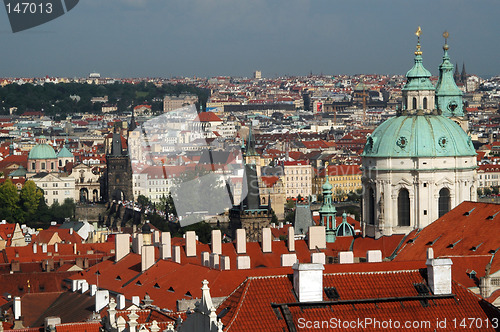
[319, 173, 336, 215]
[362, 114, 475, 158]
[435, 44, 464, 117]
[336, 212, 354, 237]
[28, 144, 57, 160]
[57, 146, 73, 158]
[402, 45, 435, 91]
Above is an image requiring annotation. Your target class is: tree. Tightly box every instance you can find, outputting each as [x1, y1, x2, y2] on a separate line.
[0, 179, 22, 222]
[20, 180, 43, 223]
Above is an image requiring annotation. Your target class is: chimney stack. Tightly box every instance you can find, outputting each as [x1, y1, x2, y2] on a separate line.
[160, 232, 171, 259]
[95, 290, 109, 312]
[117, 294, 126, 310]
[185, 231, 196, 257]
[115, 234, 130, 262]
[220, 256, 230, 271]
[201, 252, 210, 267]
[236, 256, 250, 270]
[209, 253, 219, 269]
[426, 248, 453, 295]
[338, 251, 354, 264]
[14, 296, 21, 320]
[293, 263, 324, 302]
[366, 250, 382, 263]
[308, 226, 326, 250]
[173, 246, 181, 264]
[141, 245, 155, 272]
[236, 229, 246, 254]
[132, 234, 143, 254]
[262, 228, 272, 253]
[211, 230, 222, 255]
[288, 226, 295, 252]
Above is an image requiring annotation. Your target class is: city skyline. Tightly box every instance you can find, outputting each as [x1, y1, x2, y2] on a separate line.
[0, 0, 499, 78]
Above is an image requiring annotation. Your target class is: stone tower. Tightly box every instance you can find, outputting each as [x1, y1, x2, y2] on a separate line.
[106, 127, 133, 202]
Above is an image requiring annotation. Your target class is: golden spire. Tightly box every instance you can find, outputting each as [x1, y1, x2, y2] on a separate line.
[443, 30, 449, 50]
[415, 26, 422, 55]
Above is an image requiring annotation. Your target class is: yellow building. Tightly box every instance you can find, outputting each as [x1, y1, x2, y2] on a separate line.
[313, 164, 362, 200]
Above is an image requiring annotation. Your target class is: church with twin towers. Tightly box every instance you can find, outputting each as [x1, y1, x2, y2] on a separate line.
[360, 28, 477, 238]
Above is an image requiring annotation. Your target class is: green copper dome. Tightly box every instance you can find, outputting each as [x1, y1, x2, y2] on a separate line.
[362, 114, 475, 158]
[57, 146, 73, 158]
[28, 144, 57, 159]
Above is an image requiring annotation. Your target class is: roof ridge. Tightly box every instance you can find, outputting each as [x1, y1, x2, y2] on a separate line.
[225, 278, 253, 331]
[324, 269, 420, 276]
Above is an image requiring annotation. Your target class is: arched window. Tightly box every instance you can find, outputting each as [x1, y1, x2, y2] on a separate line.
[438, 188, 451, 218]
[368, 187, 375, 225]
[398, 189, 410, 226]
[412, 97, 417, 110]
[423, 97, 428, 109]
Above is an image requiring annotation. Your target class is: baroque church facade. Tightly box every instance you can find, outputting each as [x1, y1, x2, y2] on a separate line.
[361, 29, 477, 238]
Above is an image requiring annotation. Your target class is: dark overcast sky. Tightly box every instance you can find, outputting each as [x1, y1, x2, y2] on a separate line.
[1, 0, 498, 78]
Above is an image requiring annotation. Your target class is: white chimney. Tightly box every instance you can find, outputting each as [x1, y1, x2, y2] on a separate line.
[211, 230, 222, 255]
[288, 226, 295, 252]
[160, 243, 171, 260]
[366, 250, 382, 263]
[338, 251, 354, 264]
[293, 263, 324, 302]
[44, 317, 61, 330]
[153, 230, 160, 245]
[141, 245, 155, 272]
[262, 228, 272, 253]
[236, 255, 250, 270]
[201, 252, 210, 267]
[161, 232, 171, 245]
[115, 234, 130, 262]
[90, 284, 97, 296]
[80, 281, 89, 293]
[14, 296, 21, 320]
[185, 231, 196, 257]
[131, 296, 140, 306]
[117, 294, 126, 310]
[95, 290, 110, 312]
[311, 252, 326, 264]
[220, 255, 230, 270]
[236, 229, 246, 254]
[69, 228, 73, 235]
[281, 253, 297, 267]
[209, 253, 219, 269]
[308, 226, 326, 250]
[426, 248, 453, 295]
[132, 234, 143, 254]
[173, 245, 181, 264]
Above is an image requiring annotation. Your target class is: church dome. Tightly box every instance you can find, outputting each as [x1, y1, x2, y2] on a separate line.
[362, 114, 476, 158]
[57, 146, 73, 158]
[28, 144, 57, 159]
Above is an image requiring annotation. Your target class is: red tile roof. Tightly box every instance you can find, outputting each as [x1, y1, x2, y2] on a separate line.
[218, 266, 500, 331]
[194, 112, 222, 122]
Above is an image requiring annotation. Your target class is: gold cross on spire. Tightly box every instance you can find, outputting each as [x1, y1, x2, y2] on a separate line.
[415, 26, 422, 55]
[443, 30, 449, 50]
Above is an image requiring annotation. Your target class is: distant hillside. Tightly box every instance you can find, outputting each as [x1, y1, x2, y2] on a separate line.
[0, 82, 209, 119]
